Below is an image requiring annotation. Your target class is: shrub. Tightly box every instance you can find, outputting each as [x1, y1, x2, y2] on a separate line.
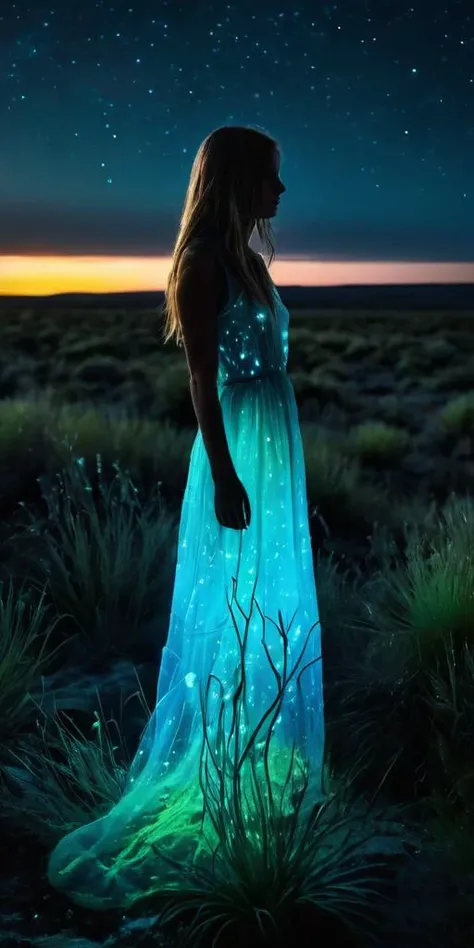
[302, 427, 394, 529]
[287, 326, 326, 371]
[348, 422, 410, 465]
[72, 355, 126, 387]
[0, 396, 51, 461]
[153, 359, 194, 425]
[440, 392, 474, 438]
[51, 403, 193, 495]
[0, 396, 193, 510]
[316, 552, 369, 677]
[427, 361, 474, 394]
[290, 369, 345, 407]
[303, 430, 360, 508]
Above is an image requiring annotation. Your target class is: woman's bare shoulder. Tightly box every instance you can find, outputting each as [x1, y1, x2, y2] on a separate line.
[177, 240, 228, 314]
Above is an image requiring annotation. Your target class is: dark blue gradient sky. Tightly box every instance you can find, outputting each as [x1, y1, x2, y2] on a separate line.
[1, 0, 473, 262]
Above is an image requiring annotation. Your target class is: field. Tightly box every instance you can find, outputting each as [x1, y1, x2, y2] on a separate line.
[0, 302, 474, 947]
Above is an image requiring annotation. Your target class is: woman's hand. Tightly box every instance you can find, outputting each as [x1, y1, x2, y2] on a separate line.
[214, 470, 251, 531]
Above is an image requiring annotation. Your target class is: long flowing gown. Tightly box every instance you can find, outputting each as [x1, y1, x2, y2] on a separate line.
[47, 239, 325, 910]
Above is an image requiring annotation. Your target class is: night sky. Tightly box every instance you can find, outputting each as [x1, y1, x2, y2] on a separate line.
[1, 0, 473, 291]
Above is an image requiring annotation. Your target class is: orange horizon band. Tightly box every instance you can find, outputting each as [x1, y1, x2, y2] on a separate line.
[0, 255, 472, 296]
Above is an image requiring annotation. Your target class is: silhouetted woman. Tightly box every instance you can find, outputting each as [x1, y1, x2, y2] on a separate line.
[48, 124, 325, 910]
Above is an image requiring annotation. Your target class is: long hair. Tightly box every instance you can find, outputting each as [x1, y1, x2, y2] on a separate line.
[161, 124, 280, 348]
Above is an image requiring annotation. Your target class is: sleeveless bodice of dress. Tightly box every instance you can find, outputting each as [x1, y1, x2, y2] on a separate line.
[187, 232, 289, 387]
[215, 256, 289, 388]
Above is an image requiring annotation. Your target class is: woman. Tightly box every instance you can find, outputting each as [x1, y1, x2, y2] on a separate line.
[47, 124, 325, 910]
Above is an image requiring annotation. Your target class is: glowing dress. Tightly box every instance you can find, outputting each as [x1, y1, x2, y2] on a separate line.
[48, 241, 325, 909]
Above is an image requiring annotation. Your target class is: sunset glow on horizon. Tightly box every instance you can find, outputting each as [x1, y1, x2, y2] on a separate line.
[1, 256, 473, 297]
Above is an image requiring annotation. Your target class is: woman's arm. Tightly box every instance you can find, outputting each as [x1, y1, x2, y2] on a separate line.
[176, 246, 236, 482]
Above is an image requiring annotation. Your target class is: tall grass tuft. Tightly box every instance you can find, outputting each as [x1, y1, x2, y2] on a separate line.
[362, 492, 474, 673]
[326, 492, 474, 804]
[0, 579, 60, 752]
[14, 455, 178, 658]
[423, 639, 474, 872]
[0, 688, 148, 844]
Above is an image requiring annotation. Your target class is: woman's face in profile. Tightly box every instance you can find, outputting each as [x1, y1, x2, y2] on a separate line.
[255, 149, 286, 219]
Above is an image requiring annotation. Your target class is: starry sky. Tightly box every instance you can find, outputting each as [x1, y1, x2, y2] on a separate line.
[0, 0, 473, 294]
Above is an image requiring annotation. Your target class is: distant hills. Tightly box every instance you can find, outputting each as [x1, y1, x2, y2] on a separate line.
[0, 283, 473, 310]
